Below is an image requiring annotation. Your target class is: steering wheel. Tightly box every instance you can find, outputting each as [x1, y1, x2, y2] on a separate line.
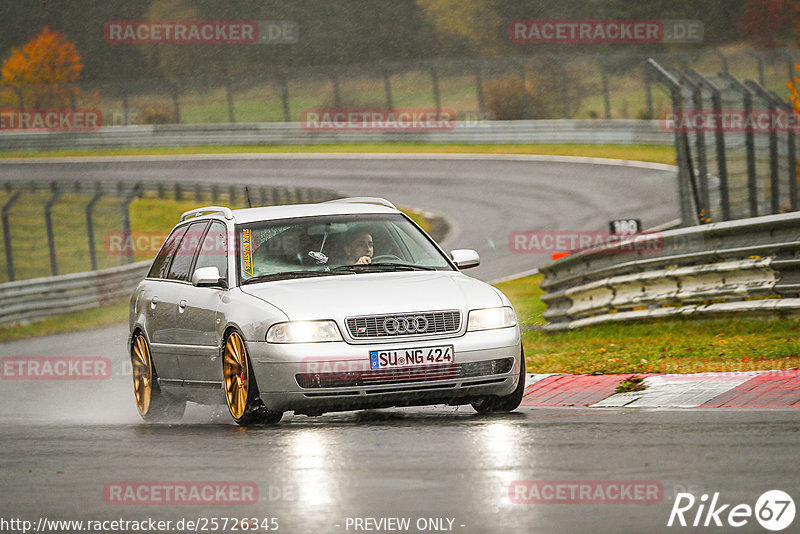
[370, 254, 404, 263]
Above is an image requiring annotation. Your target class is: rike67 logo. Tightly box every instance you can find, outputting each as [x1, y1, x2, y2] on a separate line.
[668, 490, 795, 531]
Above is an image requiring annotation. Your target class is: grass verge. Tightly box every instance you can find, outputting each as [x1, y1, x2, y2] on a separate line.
[0, 143, 677, 166]
[494, 274, 800, 375]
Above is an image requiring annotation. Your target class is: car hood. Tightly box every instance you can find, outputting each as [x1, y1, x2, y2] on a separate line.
[239, 270, 503, 320]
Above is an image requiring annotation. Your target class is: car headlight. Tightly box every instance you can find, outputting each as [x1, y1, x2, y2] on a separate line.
[266, 321, 343, 343]
[467, 306, 517, 331]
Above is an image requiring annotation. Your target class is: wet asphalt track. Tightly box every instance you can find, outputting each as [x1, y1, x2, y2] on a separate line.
[2, 156, 799, 534]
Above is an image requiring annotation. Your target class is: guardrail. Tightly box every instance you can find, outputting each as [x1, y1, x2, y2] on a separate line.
[0, 120, 673, 152]
[0, 260, 150, 326]
[539, 212, 800, 330]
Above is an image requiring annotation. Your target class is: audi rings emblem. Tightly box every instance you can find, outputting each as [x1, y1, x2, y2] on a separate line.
[383, 315, 429, 335]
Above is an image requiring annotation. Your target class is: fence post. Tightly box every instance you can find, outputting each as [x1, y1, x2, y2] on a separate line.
[122, 86, 130, 125]
[722, 73, 758, 217]
[746, 50, 766, 86]
[121, 184, 140, 265]
[45, 185, 62, 276]
[382, 68, 394, 110]
[280, 70, 291, 122]
[679, 72, 710, 222]
[86, 188, 103, 271]
[511, 60, 528, 120]
[330, 70, 342, 109]
[601, 65, 611, 119]
[687, 69, 731, 221]
[712, 49, 729, 74]
[473, 61, 485, 116]
[646, 59, 699, 226]
[2, 191, 22, 282]
[428, 66, 442, 119]
[558, 62, 569, 118]
[643, 64, 653, 119]
[225, 75, 236, 123]
[171, 80, 181, 124]
[745, 80, 780, 214]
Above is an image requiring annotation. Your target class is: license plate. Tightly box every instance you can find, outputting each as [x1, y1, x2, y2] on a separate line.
[369, 345, 454, 369]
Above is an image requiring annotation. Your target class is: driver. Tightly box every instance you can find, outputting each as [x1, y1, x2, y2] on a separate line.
[341, 228, 373, 265]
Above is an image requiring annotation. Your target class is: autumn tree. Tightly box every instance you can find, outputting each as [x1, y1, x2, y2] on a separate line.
[1, 26, 83, 109]
[738, 0, 795, 48]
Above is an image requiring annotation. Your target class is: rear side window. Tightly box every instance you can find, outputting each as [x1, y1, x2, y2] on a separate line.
[167, 221, 208, 281]
[148, 225, 188, 279]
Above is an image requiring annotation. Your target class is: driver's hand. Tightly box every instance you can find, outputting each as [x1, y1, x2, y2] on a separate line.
[356, 256, 372, 264]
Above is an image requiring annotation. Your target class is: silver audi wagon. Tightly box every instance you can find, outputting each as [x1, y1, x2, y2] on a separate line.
[128, 197, 524, 425]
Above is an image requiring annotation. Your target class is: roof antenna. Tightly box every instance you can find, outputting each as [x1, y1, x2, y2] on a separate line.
[244, 186, 253, 208]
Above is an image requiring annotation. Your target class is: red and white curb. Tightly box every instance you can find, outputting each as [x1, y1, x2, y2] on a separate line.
[522, 371, 800, 408]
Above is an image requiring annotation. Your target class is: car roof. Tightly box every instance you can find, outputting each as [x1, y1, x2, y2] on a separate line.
[230, 202, 398, 224]
[179, 198, 400, 226]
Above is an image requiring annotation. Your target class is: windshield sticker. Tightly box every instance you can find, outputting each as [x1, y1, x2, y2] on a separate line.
[242, 228, 254, 276]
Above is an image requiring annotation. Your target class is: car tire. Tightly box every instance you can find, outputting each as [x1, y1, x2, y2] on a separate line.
[222, 330, 283, 426]
[130, 332, 186, 422]
[471, 347, 526, 414]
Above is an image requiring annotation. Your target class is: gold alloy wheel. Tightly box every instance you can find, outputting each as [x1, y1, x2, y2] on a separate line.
[223, 331, 250, 420]
[131, 334, 152, 416]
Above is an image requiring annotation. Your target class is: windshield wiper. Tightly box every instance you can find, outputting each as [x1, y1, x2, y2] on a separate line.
[332, 262, 437, 272]
[241, 270, 351, 284]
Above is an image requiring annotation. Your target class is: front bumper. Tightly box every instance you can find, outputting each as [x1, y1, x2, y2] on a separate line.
[247, 326, 522, 415]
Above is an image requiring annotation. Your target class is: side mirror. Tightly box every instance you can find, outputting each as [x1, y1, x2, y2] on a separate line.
[192, 266, 227, 289]
[450, 249, 480, 269]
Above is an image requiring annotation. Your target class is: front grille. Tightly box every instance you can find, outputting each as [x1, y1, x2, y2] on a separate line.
[296, 357, 513, 388]
[346, 310, 461, 339]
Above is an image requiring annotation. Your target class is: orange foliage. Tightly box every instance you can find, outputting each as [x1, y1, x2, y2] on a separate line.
[791, 63, 800, 116]
[1, 26, 83, 109]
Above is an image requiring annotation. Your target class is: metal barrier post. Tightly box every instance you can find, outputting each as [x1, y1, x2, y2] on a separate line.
[45, 185, 62, 276]
[646, 59, 698, 225]
[121, 184, 140, 265]
[679, 72, 710, 221]
[601, 65, 611, 119]
[330, 70, 342, 109]
[516, 60, 529, 120]
[746, 50, 766, 86]
[687, 69, 731, 221]
[721, 73, 759, 217]
[382, 68, 394, 110]
[171, 80, 181, 124]
[430, 66, 442, 119]
[280, 70, 291, 122]
[2, 191, 22, 282]
[745, 80, 781, 214]
[473, 61, 485, 116]
[86, 188, 103, 271]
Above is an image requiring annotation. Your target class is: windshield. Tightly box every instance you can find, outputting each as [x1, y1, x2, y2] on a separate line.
[237, 213, 453, 283]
